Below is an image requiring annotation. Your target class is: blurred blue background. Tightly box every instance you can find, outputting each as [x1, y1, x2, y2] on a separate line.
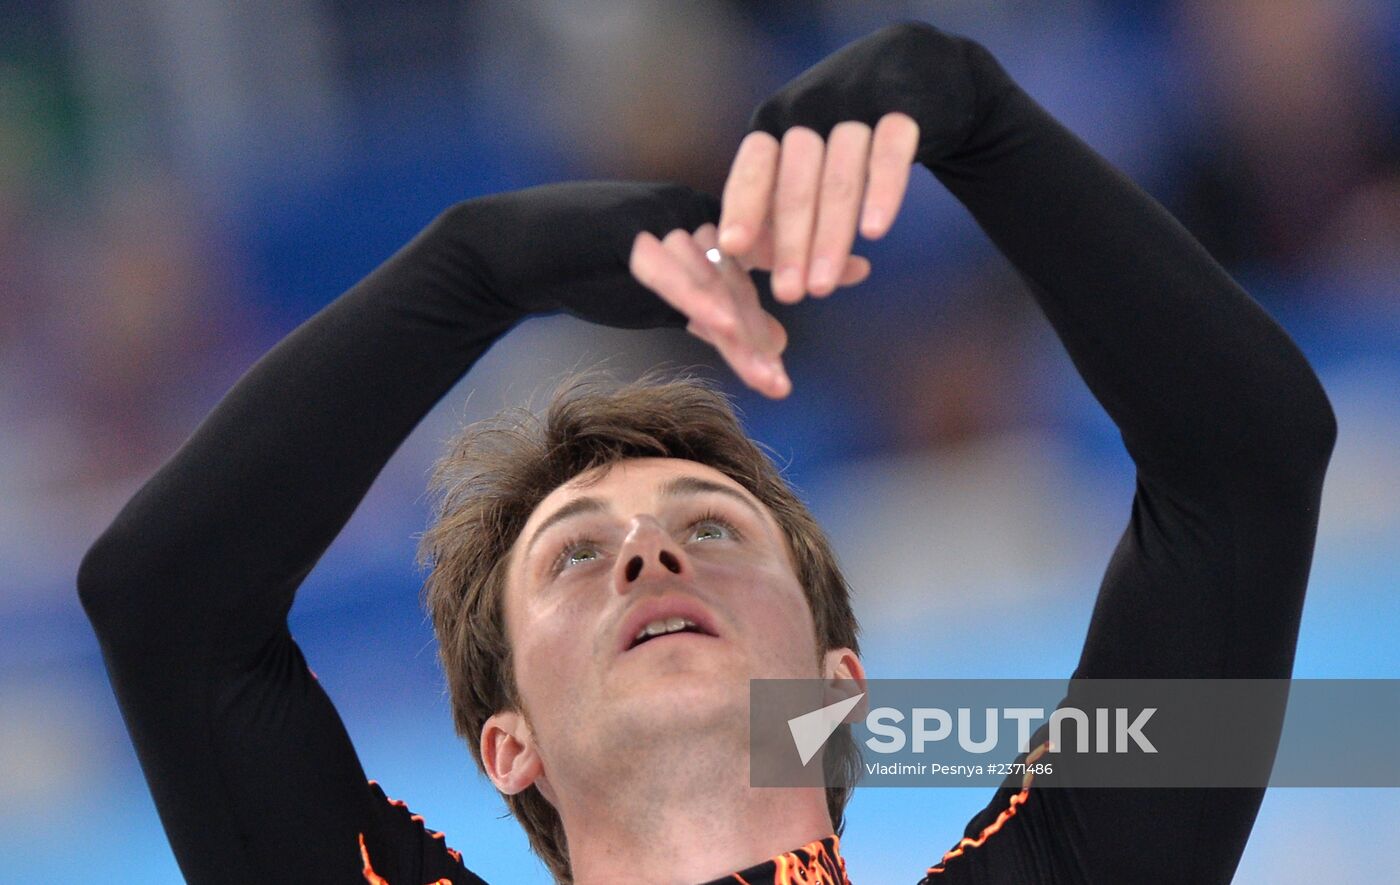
[3, 1, 1398, 881]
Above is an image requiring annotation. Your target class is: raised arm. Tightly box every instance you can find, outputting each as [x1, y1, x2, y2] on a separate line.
[691, 21, 1335, 884]
[75, 182, 728, 883]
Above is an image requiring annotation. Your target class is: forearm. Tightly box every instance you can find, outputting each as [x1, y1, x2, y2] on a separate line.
[77, 203, 520, 655]
[926, 72, 1328, 876]
[916, 42, 1337, 683]
[927, 39, 1336, 489]
[71, 201, 526, 883]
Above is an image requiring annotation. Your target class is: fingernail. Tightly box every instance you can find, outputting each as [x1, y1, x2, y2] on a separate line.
[719, 224, 745, 251]
[770, 364, 791, 397]
[776, 266, 802, 299]
[757, 359, 776, 383]
[809, 257, 832, 291]
[862, 209, 885, 237]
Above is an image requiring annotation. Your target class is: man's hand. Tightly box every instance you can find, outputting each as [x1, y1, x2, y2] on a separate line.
[457, 181, 734, 330]
[627, 116, 919, 399]
[716, 114, 920, 303]
[628, 222, 854, 399]
[628, 23, 975, 398]
[625, 21, 998, 398]
[723, 20, 1002, 304]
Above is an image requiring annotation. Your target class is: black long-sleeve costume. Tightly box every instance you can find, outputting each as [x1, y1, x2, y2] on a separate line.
[77, 23, 1335, 885]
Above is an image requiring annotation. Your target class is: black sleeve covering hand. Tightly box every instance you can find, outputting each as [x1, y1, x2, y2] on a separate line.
[460, 181, 720, 326]
[748, 22, 983, 169]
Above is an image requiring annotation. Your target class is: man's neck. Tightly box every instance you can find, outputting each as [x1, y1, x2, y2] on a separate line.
[556, 743, 836, 885]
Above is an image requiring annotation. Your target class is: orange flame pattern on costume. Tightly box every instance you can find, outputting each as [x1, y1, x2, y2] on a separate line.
[359, 779, 462, 884]
[359, 831, 452, 885]
[925, 741, 1052, 877]
[732, 834, 850, 884]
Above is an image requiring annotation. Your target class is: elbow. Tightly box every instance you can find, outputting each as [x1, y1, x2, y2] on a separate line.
[76, 525, 158, 645]
[1289, 370, 1338, 479]
[1246, 368, 1337, 493]
[76, 531, 127, 634]
[1311, 387, 1338, 467]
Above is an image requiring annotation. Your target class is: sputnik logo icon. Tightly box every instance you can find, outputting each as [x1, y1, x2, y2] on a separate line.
[788, 693, 865, 765]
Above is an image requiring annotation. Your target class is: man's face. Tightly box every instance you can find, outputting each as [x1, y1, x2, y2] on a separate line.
[496, 457, 825, 785]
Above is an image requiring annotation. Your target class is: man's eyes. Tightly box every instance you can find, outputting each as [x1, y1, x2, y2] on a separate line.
[550, 512, 743, 575]
[686, 511, 741, 543]
[555, 539, 601, 572]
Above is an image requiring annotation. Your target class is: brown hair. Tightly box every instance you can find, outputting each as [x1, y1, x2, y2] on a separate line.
[420, 370, 861, 883]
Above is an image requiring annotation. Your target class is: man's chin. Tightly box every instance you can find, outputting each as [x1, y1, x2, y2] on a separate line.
[605, 668, 748, 736]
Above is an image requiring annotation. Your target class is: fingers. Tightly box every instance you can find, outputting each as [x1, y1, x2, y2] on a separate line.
[718, 132, 779, 258]
[741, 218, 869, 286]
[685, 112, 913, 392]
[629, 225, 791, 398]
[736, 216, 775, 272]
[861, 112, 920, 239]
[808, 121, 872, 296]
[628, 199, 873, 399]
[770, 127, 825, 304]
[629, 230, 735, 333]
[840, 255, 872, 286]
[690, 225, 787, 357]
[685, 227, 791, 398]
[721, 114, 911, 301]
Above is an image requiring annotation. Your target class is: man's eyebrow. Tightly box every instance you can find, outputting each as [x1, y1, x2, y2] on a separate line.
[522, 496, 607, 564]
[659, 475, 766, 523]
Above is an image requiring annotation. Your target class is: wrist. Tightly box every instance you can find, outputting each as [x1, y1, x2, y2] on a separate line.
[915, 31, 1018, 171]
[420, 198, 530, 324]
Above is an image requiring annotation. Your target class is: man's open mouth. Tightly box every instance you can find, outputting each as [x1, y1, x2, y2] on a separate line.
[618, 597, 722, 654]
[628, 616, 714, 650]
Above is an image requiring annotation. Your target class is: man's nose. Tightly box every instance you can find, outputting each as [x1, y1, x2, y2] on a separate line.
[614, 517, 686, 589]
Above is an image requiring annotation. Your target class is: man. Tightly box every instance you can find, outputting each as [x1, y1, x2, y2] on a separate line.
[78, 22, 1334, 884]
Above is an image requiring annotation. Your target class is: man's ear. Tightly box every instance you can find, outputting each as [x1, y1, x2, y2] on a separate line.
[821, 647, 869, 724]
[481, 711, 545, 796]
